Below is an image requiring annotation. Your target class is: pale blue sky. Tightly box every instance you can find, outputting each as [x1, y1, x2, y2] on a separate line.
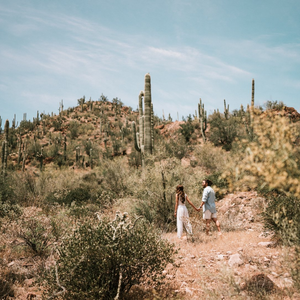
[1, 0, 300, 125]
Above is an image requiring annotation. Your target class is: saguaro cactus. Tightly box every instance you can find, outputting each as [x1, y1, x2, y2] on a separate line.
[132, 73, 154, 156]
[22, 140, 27, 172]
[224, 99, 229, 120]
[63, 135, 67, 161]
[251, 79, 255, 108]
[2, 120, 9, 176]
[18, 134, 22, 164]
[198, 98, 207, 142]
[244, 79, 255, 141]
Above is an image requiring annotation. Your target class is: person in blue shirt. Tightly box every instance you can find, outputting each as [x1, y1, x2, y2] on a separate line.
[198, 179, 221, 235]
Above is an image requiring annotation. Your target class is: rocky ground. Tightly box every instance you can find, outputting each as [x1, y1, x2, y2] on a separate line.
[158, 192, 299, 299]
[2, 192, 300, 299]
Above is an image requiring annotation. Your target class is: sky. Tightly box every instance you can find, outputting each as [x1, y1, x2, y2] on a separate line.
[1, 0, 300, 126]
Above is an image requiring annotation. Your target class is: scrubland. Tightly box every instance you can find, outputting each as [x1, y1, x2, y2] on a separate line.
[1, 98, 300, 299]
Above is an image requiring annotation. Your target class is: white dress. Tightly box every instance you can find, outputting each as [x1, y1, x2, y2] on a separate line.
[177, 194, 192, 238]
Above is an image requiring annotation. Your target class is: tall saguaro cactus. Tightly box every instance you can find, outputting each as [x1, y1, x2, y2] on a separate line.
[251, 79, 255, 108]
[132, 73, 154, 158]
[2, 120, 9, 176]
[198, 98, 207, 142]
[245, 78, 255, 141]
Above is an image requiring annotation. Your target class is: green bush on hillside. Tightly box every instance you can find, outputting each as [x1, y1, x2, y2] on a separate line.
[209, 111, 243, 151]
[44, 213, 176, 300]
[263, 193, 300, 245]
[179, 115, 194, 143]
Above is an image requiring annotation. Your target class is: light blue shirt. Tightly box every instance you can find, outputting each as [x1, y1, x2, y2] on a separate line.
[202, 186, 217, 213]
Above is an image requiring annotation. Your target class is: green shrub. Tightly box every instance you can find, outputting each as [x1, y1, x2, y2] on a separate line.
[46, 187, 91, 206]
[61, 187, 91, 206]
[44, 213, 176, 300]
[0, 201, 22, 219]
[263, 193, 300, 245]
[27, 140, 42, 157]
[264, 100, 285, 111]
[19, 120, 34, 132]
[52, 118, 62, 131]
[179, 115, 194, 143]
[18, 217, 54, 256]
[68, 120, 80, 139]
[101, 160, 128, 197]
[193, 142, 231, 173]
[79, 123, 95, 136]
[164, 137, 187, 160]
[208, 112, 242, 151]
[0, 178, 14, 203]
[128, 150, 142, 169]
[223, 110, 300, 196]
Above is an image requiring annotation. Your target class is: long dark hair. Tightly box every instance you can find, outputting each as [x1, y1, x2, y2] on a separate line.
[176, 185, 185, 203]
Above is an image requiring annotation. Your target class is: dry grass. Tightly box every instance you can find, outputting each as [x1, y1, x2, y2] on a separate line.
[1, 191, 300, 300]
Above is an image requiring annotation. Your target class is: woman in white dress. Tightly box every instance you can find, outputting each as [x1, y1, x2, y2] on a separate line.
[174, 185, 198, 239]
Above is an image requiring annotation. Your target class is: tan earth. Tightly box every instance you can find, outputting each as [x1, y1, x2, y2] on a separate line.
[2, 193, 298, 300]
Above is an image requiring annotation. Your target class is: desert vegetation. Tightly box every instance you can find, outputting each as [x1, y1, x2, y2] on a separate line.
[1, 75, 300, 299]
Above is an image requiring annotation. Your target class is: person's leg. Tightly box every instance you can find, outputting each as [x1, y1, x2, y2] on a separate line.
[183, 217, 192, 235]
[177, 215, 183, 238]
[205, 219, 211, 235]
[212, 217, 221, 233]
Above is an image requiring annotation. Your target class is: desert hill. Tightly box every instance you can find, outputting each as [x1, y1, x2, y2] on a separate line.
[1, 98, 300, 299]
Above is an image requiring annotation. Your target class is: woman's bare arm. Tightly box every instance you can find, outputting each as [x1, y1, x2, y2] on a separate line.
[186, 195, 198, 211]
[174, 194, 179, 216]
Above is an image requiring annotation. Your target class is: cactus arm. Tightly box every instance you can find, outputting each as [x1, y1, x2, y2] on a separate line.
[131, 121, 141, 152]
[138, 91, 144, 150]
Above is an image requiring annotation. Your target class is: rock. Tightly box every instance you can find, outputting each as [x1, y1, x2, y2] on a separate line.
[216, 255, 225, 260]
[228, 253, 244, 267]
[284, 278, 293, 287]
[258, 241, 274, 247]
[185, 287, 193, 295]
[271, 272, 279, 277]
